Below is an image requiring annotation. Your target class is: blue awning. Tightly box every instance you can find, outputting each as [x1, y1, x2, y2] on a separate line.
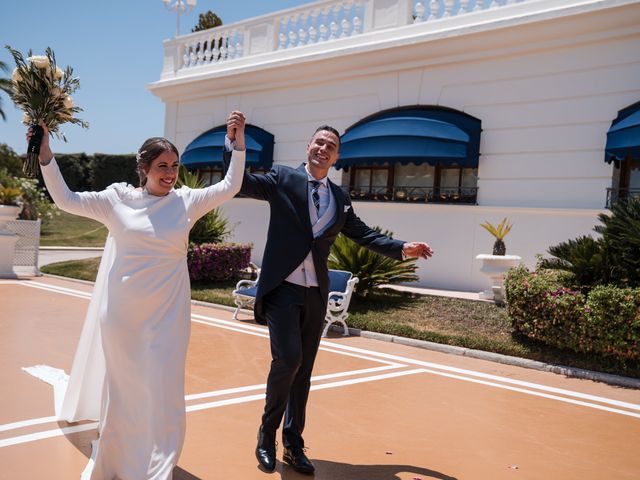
[335, 108, 481, 170]
[181, 125, 274, 169]
[605, 101, 640, 163]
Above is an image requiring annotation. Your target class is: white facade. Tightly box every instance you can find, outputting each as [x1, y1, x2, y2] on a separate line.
[149, 0, 640, 292]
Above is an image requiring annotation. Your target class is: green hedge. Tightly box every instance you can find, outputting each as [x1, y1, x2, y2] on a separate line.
[505, 265, 640, 363]
[90, 154, 138, 191]
[38, 153, 138, 193]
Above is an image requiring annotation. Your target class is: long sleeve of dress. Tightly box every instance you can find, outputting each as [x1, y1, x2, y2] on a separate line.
[186, 148, 246, 221]
[40, 157, 115, 225]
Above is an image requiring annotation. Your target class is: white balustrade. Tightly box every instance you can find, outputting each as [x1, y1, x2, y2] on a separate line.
[168, 0, 529, 72]
[411, 0, 528, 23]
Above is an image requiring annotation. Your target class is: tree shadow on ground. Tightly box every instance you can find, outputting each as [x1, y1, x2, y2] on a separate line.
[275, 459, 458, 480]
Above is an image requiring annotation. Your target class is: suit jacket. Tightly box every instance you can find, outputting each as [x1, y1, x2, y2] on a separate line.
[224, 152, 405, 324]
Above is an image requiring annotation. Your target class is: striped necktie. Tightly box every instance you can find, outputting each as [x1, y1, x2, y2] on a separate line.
[310, 180, 321, 214]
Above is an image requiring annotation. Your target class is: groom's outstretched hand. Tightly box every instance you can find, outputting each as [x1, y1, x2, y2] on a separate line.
[226, 110, 246, 151]
[403, 242, 434, 260]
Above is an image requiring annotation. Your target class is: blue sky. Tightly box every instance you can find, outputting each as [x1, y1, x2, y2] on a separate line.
[1, 0, 310, 155]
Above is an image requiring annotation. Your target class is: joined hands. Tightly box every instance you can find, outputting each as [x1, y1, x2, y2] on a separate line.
[226, 111, 246, 151]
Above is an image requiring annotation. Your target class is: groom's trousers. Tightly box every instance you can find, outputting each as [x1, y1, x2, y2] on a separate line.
[261, 281, 325, 449]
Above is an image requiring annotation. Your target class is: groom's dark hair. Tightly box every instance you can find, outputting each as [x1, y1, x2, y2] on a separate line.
[313, 125, 341, 151]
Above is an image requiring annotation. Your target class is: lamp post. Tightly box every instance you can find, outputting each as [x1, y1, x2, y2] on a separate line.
[163, 0, 197, 37]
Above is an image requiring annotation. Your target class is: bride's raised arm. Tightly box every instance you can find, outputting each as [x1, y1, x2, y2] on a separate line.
[185, 111, 247, 220]
[30, 123, 115, 224]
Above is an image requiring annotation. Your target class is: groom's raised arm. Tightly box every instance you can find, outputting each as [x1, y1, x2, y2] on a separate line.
[221, 110, 277, 201]
[222, 143, 277, 201]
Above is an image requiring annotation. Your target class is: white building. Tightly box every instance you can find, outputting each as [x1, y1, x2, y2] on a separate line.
[149, 0, 640, 292]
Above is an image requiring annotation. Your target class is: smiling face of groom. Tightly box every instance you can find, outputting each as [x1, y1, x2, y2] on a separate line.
[306, 127, 340, 179]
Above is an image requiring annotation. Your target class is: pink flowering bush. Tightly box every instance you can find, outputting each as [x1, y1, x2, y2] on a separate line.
[187, 242, 251, 282]
[505, 264, 640, 363]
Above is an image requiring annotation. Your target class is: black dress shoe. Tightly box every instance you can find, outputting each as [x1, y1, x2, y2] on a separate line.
[283, 446, 315, 474]
[255, 427, 277, 472]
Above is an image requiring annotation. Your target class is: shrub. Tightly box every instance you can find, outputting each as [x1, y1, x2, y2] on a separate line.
[543, 196, 640, 289]
[539, 236, 608, 289]
[50, 153, 92, 192]
[596, 198, 640, 287]
[90, 154, 138, 191]
[187, 242, 251, 282]
[505, 265, 640, 363]
[15, 176, 57, 220]
[328, 228, 418, 297]
[0, 167, 57, 219]
[0, 143, 23, 177]
[586, 286, 640, 361]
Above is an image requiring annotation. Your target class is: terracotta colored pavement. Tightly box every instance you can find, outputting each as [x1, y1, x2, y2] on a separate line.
[1, 276, 638, 480]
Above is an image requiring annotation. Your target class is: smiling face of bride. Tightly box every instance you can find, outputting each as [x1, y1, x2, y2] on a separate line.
[144, 151, 180, 197]
[136, 137, 180, 197]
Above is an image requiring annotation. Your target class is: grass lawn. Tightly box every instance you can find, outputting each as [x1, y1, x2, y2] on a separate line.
[41, 258, 639, 379]
[41, 211, 108, 247]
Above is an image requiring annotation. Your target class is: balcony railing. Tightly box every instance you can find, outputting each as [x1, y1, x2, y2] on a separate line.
[606, 187, 640, 208]
[162, 0, 528, 75]
[349, 185, 478, 203]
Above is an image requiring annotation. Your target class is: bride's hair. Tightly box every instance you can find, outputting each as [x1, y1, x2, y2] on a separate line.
[136, 137, 180, 187]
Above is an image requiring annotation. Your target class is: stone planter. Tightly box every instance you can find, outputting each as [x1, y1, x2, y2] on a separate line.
[475, 253, 521, 303]
[0, 205, 22, 278]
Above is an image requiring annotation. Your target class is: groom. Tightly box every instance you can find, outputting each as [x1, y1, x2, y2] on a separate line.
[224, 112, 433, 474]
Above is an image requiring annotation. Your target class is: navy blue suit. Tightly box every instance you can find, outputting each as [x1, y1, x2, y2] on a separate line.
[224, 153, 405, 447]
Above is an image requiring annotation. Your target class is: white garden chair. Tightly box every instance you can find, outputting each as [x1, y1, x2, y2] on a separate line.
[232, 269, 359, 337]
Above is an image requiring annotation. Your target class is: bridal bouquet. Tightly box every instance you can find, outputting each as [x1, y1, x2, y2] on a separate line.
[5, 45, 88, 177]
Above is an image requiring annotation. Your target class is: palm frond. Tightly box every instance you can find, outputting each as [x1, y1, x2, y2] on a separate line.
[480, 217, 512, 240]
[329, 228, 419, 297]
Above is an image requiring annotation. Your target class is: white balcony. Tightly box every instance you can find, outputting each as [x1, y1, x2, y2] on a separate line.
[149, 0, 636, 96]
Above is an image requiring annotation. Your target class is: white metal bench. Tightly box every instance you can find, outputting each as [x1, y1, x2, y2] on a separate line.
[7, 219, 42, 276]
[232, 269, 359, 337]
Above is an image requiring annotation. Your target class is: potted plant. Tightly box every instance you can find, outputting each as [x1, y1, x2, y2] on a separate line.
[0, 184, 23, 224]
[476, 218, 520, 303]
[0, 184, 23, 277]
[480, 217, 512, 255]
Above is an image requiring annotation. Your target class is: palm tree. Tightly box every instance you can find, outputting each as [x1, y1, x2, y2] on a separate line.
[0, 60, 13, 121]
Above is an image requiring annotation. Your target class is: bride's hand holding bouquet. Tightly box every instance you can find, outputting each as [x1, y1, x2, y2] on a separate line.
[5, 45, 88, 177]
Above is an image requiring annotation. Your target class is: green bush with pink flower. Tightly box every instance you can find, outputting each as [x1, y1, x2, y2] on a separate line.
[505, 265, 640, 365]
[505, 198, 640, 369]
[187, 242, 251, 282]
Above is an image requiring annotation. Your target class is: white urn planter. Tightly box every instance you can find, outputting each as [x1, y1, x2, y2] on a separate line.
[475, 254, 521, 303]
[0, 205, 21, 278]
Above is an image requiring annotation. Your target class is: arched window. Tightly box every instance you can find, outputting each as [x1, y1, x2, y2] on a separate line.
[605, 100, 640, 207]
[181, 124, 274, 185]
[335, 106, 481, 203]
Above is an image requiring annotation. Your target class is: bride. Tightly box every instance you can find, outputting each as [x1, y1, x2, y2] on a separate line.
[27, 111, 247, 479]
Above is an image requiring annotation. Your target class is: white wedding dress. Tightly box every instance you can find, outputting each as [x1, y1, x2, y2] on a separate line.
[31, 150, 245, 479]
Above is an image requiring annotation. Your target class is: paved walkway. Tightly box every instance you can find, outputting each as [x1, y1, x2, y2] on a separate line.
[38, 246, 103, 267]
[36, 247, 483, 300]
[1, 276, 639, 479]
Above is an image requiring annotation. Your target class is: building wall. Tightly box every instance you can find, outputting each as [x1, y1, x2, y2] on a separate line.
[162, 6, 640, 291]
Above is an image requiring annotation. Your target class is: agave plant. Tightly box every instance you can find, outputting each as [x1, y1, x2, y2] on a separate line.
[480, 218, 512, 255]
[328, 228, 419, 297]
[176, 165, 233, 244]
